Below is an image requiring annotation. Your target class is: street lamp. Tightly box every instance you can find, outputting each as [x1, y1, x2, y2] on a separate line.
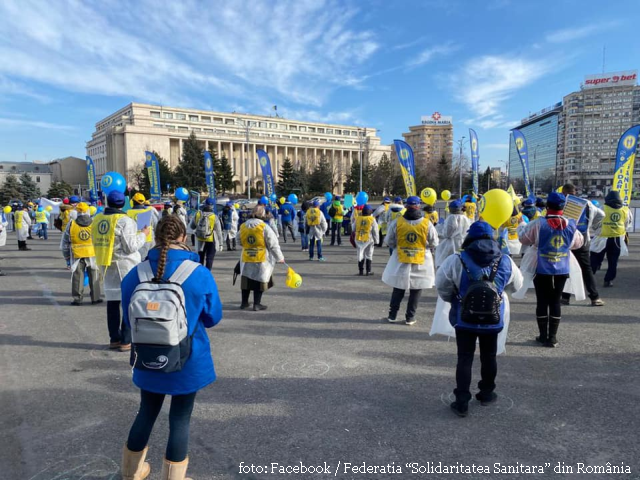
[457, 136, 466, 198]
[499, 160, 509, 189]
[237, 119, 252, 199]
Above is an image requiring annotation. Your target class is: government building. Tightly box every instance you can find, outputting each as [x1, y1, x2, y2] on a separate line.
[86, 103, 390, 195]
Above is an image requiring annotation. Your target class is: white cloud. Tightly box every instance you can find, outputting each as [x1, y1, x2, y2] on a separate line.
[545, 21, 618, 43]
[406, 43, 460, 68]
[0, 117, 75, 131]
[0, 0, 379, 108]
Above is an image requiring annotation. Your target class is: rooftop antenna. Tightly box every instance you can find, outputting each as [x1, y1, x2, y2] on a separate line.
[602, 45, 606, 73]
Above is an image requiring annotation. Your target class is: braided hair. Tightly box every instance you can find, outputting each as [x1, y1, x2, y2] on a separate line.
[154, 215, 187, 280]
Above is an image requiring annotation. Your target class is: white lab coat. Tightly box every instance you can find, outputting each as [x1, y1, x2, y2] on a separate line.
[16, 210, 31, 241]
[434, 213, 472, 268]
[0, 213, 8, 247]
[355, 216, 379, 262]
[307, 213, 328, 241]
[240, 219, 284, 283]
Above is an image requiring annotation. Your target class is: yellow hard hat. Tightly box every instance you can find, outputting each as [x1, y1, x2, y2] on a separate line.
[76, 202, 89, 213]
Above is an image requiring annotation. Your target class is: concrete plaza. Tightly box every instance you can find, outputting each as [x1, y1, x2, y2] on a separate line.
[1, 230, 638, 479]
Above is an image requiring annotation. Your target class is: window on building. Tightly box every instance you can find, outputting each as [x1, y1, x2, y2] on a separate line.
[289, 125, 298, 131]
[150, 111, 161, 118]
[269, 123, 277, 129]
[176, 113, 186, 120]
[225, 118, 236, 125]
[36, 176, 40, 182]
[153, 124, 164, 128]
[213, 117, 223, 124]
[326, 129, 334, 134]
[201, 116, 211, 122]
[317, 128, 325, 133]
[178, 126, 188, 131]
[299, 126, 307, 132]
[189, 115, 199, 122]
[204, 128, 213, 133]
[163, 112, 173, 119]
[308, 127, 316, 133]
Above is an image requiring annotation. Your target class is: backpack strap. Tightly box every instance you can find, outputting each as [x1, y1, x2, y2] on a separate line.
[137, 260, 155, 283]
[488, 255, 502, 282]
[168, 260, 200, 285]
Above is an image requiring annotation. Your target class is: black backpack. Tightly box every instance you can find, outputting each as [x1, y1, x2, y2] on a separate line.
[328, 206, 337, 217]
[459, 256, 502, 326]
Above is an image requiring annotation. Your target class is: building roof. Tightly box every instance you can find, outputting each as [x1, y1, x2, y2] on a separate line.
[49, 156, 84, 163]
[0, 162, 51, 174]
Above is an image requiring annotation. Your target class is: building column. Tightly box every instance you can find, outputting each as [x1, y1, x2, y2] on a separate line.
[205, 140, 209, 153]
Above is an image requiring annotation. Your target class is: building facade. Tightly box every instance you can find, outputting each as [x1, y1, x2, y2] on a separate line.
[508, 103, 563, 194]
[48, 156, 87, 188]
[87, 103, 390, 195]
[401, 113, 453, 170]
[0, 162, 52, 198]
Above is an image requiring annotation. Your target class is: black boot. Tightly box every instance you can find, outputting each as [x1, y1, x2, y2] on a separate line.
[240, 289, 251, 309]
[253, 291, 267, 311]
[547, 316, 561, 347]
[226, 238, 232, 251]
[365, 259, 373, 276]
[232, 238, 237, 251]
[450, 389, 471, 417]
[536, 316, 548, 345]
[357, 260, 364, 276]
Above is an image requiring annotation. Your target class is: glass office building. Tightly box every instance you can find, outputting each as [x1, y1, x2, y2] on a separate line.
[508, 103, 562, 194]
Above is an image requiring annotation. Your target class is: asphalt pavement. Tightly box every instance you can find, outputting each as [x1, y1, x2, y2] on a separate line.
[1, 229, 639, 479]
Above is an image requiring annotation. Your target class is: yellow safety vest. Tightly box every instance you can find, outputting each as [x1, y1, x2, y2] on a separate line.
[306, 207, 321, 226]
[355, 216, 374, 242]
[36, 211, 47, 223]
[16, 210, 24, 230]
[427, 211, 439, 225]
[240, 222, 267, 263]
[506, 213, 522, 240]
[127, 207, 154, 242]
[397, 217, 429, 264]
[601, 205, 627, 238]
[390, 209, 405, 223]
[332, 205, 344, 222]
[60, 208, 73, 232]
[194, 211, 217, 242]
[70, 221, 95, 258]
[92, 213, 124, 267]
[464, 202, 476, 220]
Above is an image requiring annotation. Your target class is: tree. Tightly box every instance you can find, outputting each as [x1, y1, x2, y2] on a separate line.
[128, 151, 175, 198]
[308, 157, 335, 194]
[478, 166, 492, 193]
[342, 159, 372, 194]
[173, 132, 206, 191]
[276, 157, 296, 195]
[436, 154, 453, 192]
[19, 173, 40, 200]
[370, 153, 393, 196]
[0, 175, 23, 204]
[215, 155, 235, 194]
[46, 181, 74, 199]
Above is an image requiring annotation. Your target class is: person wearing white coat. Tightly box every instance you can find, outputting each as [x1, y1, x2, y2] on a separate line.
[354, 205, 379, 275]
[93, 191, 148, 351]
[382, 196, 439, 325]
[434, 200, 471, 268]
[306, 200, 328, 261]
[0, 209, 8, 276]
[15, 205, 32, 251]
[222, 202, 239, 251]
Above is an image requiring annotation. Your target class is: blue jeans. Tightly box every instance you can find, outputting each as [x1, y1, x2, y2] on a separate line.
[38, 222, 48, 240]
[299, 231, 309, 249]
[309, 238, 323, 259]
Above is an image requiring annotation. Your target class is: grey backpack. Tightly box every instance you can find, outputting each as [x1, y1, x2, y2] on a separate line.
[196, 212, 214, 239]
[129, 260, 199, 373]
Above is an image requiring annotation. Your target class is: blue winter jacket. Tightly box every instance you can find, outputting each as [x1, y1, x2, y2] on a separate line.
[279, 203, 296, 223]
[122, 248, 223, 395]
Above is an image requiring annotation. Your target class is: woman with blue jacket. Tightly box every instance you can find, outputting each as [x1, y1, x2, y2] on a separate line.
[120, 215, 222, 480]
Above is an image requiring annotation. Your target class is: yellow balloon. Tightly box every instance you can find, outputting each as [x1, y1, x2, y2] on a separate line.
[441, 190, 451, 201]
[478, 189, 514, 229]
[556, 186, 563, 193]
[285, 266, 303, 289]
[3, 206, 11, 214]
[420, 187, 437, 205]
[280, 197, 286, 204]
[234, 203, 240, 209]
[45, 206, 53, 212]
[89, 206, 97, 216]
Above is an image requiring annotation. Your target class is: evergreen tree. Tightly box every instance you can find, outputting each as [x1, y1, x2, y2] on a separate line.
[276, 157, 296, 195]
[0, 175, 23, 204]
[155, 153, 175, 193]
[308, 157, 334, 194]
[46, 181, 74, 199]
[215, 156, 235, 194]
[173, 132, 206, 192]
[370, 153, 393, 196]
[436, 154, 453, 192]
[19, 173, 41, 200]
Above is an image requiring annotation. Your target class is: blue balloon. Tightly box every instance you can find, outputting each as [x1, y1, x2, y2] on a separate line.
[269, 193, 277, 202]
[288, 193, 298, 205]
[259, 195, 269, 205]
[355, 191, 369, 206]
[100, 171, 126, 195]
[324, 192, 333, 202]
[591, 200, 600, 207]
[96, 206, 104, 214]
[175, 187, 189, 201]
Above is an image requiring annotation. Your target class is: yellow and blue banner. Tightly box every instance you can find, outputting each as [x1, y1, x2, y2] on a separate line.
[204, 151, 217, 211]
[256, 149, 276, 199]
[612, 125, 640, 206]
[86, 156, 98, 202]
[469, 129, 479, 195]
[512, 129, 532, 198]
[144, 151, 162, 202]
[393, 140, 417, 197]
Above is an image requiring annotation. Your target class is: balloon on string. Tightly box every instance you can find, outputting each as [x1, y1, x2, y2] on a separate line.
[285, 265, 303, 289]
[420, 187, 437, 205]
[100, 171, 126, 194]
[355, 191, 369, 206]
[270, 193, 277, 202]
[279, 196, 285, 204]
[3, 206, 11, 214]
[324, 192, 333, 202]
[478, 189, 513, 229]
[287, 193, 298, 205]
[45, 206, 53, 212]
[97, 206, 105, 214]
[259, 195, 269, 205]
[174, 187, 189, 201]
[441, 190, 451, 201]
[89, 206, 97, 216]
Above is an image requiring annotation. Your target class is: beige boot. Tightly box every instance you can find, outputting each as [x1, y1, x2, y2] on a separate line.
[121, 445, 151, 480]
[161, 457, 193, 480]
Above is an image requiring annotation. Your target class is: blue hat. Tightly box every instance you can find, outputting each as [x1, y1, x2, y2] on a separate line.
[466, 221, 495, 240]
[69, 195, 80, 204]
[535, 197, 546, 208]
[312, 199, 320, 207]
[383, 196, 391, 202]
[362, 205, 373, 215]
[334, 195, 341, 201]
[204, 197, 215, 206]
[107, 190, 126, 208]
[449, 200, 462, 211]
[406, 196, 421, 206]
[226, 201, 233, 207]
[522, 197, 535, 207]
[546, 192, 566, 210]
[164, 201, 172, 206]
[393, 196, 403, 203]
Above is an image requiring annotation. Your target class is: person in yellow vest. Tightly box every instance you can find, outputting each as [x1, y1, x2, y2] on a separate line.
[190, 197, 223, 270]
[463, 195, 477, 221]
[329, 197, 345, 246]
[0, 208, 7, 276]
[423, 204, 439, 226]
[127, 192, 159, 260]
[373, 197, 391, 247]
[383, 195, 439, 325]
[61, 202, 102, 305]
[590, 190, 632, 288]
[15, 204, 32, 251]
[59, 195, 80, 232]
[35, 206, 50, 240]
[93, 190, 148, 351]
[306, 199, 327, 261]
[239, 205, 284, 310]
[499, 206, 524, 256]
[355, 205, 379, 275]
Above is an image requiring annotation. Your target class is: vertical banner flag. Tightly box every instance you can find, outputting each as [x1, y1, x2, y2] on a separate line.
[144, 151, 162, 202]
[86, 156, 98, 202]
[393, 140, 417, 197]
[469, 129, 479, 195]
[512, 129, 532, 198]
[256, 149, 276, 200]
[203, 151, 217, 211]
[612, 125, 640, 206]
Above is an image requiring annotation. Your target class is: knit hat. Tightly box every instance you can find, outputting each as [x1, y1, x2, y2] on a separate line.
[406, 196, 421, 206]
[604, 190, 623, 209]
[69, 195, 80, 204]
[362, 205, 373, 215]
[107, 191, 126, 208]
[466, 221, 495, 240]
[546, 192, 566, 211]
[535, 197, 546, 209]
[522, 197, 535, 207]
[76, 202, 89, 214]
[132, 192, 146, 204]
[204, 197, 215, 206]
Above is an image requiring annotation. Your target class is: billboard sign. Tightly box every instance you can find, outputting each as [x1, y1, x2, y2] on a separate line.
[584, 70, 637, 89]
[421, 112, 452, 125]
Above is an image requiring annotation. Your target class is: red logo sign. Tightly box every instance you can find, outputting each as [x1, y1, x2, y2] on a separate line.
[432, 112, 441, 121]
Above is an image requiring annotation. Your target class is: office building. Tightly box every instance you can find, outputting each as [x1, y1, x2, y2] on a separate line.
[0, 161, 52, 197]
[401, 113, 454, 170]
[87, 103, 390, 195]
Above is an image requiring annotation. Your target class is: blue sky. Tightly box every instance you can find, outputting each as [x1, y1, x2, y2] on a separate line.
[0, 0, 638, 169]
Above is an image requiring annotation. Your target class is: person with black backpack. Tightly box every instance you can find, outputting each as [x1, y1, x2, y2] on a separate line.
[436, 221, 523, 417]
[120, 214, 222, 480]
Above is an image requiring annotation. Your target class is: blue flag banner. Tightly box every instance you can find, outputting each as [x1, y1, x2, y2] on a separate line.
[203, 151, 217, 211]
[256, 149, 276, 199]
[469, 129, 479, 195]
[144, 151, 162, 202]
[85, 156, 98, 202]
[393, 140, 417, 197]
[613, 125, 640, 206]
[512, 129, 532, 198]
